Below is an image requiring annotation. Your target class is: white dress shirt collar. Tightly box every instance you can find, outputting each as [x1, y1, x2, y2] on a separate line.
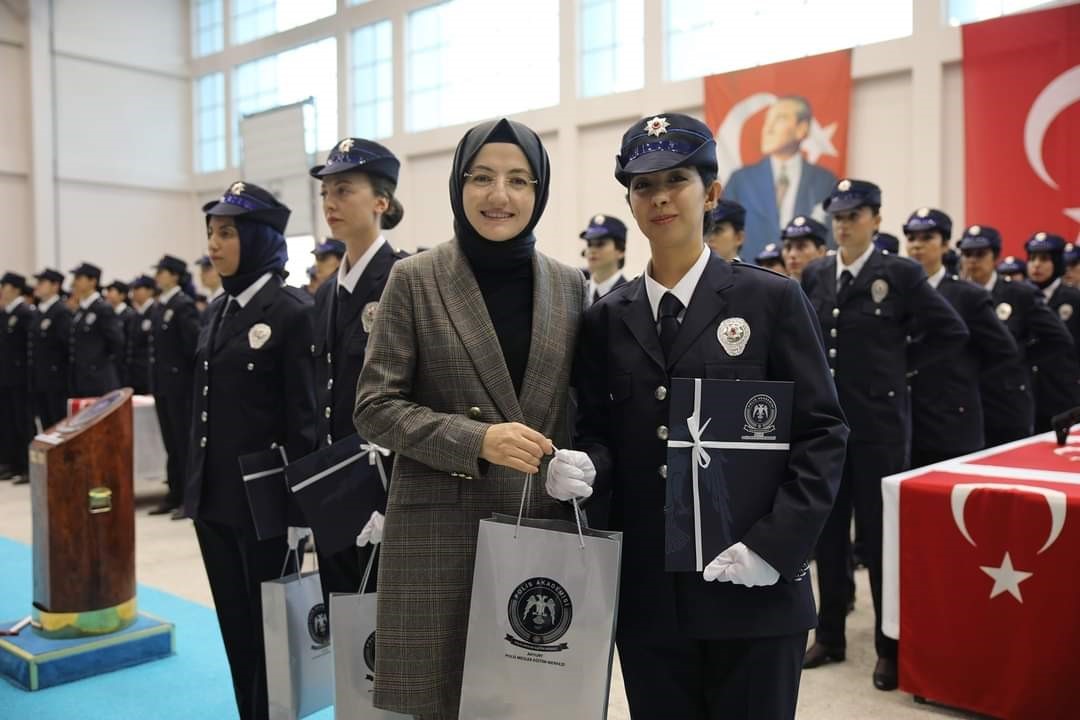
[113, 302, 128, 315]
[136, 298, 154, 315]
[645, 245, 711, 322]
[983, 271, 998, 292]
[836, 242, 875, 283]
[37, 295, 59, 314]
[232, 272, 273, 308]
[927, 266, 947, 289]
[588, 272, 624, 302]
[1043, 277, 1061, 301]
[338, 236, 386, 295]
[158, 285, 181, 305]
[4, 296, 24, 313]
[207, 286, 225, 302]
[79, 291, 101, 310]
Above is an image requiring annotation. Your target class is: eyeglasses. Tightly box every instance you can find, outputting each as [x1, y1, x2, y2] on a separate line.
[463, 171, 538, 193]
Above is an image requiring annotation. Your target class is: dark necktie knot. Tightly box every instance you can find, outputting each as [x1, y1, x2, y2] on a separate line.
[838, 269, 854, 294]
[659, 291, 684, 319]
[658, 291, 684, 363]
[223, 298, 240, 319]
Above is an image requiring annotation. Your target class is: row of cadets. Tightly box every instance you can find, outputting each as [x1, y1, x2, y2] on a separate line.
[307, 137, 408, 617]
[184, 180, 315, 720]
[799, 179, 970, 690]
[957, 226, 1080, 436]
[558, 113, 849, 718]
[901, 208, 1020, 467]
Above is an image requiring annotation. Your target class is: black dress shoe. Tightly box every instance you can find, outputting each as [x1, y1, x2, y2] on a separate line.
[873, 657, 898, 691]
[0, 470, 15, 480]
[169, 508, 187, 521]
[12, 475, 29, 485]
[803, 642, 845, 669]
[148, 503, 178, 516]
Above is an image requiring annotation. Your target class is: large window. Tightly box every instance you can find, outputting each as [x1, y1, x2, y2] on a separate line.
[665, 0, 913, 81]
[580, 0, 644, 98]
[233, 38, 338, 164]
[232, 0, 336, 46]
[406, 0, 560, 132]
[352, 20, 393, 139]
[195, 73, 226, 173]
[192, 0, 224, 57]
[947, 0, 1059, 25]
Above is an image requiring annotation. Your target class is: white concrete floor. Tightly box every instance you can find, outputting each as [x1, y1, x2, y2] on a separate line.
[0, 478, 974, 719]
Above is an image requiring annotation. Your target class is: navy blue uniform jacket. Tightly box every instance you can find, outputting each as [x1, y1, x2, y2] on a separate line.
[575, 252, 849, 639]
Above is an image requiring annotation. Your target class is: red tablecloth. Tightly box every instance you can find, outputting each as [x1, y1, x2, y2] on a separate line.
[883, 430, 1080, 719]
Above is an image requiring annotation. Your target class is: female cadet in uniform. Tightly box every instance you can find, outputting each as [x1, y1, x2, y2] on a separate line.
[353, 118, 586, 720]
[550, 114, 849, 719]
[184, 181, 317, 720]
[305, 137, 407, 614]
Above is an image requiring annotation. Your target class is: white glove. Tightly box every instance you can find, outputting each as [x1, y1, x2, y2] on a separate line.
[544, 449, 596, 501]
[702, 542, 780, 587]
[356, 511, 385, 546]
[287, 526, 312, 552]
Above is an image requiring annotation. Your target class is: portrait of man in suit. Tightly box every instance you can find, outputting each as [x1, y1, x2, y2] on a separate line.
[722, 95, 837, 262]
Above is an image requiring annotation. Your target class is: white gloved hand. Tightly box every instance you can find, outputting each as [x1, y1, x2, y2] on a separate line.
[356, 511, 385, 546]
[287, 526, 312, 552]
[702, 542, 780, 587]
[544, 449, 596, 501]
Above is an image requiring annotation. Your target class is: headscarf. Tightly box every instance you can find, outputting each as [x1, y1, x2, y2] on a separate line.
[449, 118, 550, 272]
[217, 217, 289, 297]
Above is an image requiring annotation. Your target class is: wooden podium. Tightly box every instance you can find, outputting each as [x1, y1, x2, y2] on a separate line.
[29, 388, 136, 638]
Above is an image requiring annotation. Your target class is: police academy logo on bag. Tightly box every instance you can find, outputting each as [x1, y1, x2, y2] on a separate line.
[506, 577, 573, 652]
[307, 602, 330, 649]
[363, 632, 377, 682]
[742, 394, 779, 440]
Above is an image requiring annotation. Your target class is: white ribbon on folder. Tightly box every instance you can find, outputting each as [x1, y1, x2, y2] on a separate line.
[666, 378, 791, 570]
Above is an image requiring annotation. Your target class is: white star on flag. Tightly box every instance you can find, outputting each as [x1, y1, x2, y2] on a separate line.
[980, 552, 1033, 603]
[800, 118, 838, 164]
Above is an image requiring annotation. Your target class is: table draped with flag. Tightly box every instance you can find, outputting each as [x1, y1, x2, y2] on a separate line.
[883, 428, 1080, 719]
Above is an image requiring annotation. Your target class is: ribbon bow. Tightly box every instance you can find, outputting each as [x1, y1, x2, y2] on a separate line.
[686, 415, 714, 470]
[361, 442, 391, 489]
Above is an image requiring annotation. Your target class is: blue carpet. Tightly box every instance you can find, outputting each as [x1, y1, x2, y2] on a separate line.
[0, 537, 334, 720]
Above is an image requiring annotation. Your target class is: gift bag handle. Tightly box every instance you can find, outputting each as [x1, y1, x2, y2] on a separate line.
[358, 544, 380, 595]
[514, 468, 586, 550]
[279, 526, 317, 578]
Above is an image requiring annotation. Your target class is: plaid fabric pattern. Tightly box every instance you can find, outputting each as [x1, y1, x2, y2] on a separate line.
[354, 239, 586, 717]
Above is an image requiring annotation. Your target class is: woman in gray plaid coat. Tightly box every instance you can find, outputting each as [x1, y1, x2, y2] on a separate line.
[353, 118, 587, 719]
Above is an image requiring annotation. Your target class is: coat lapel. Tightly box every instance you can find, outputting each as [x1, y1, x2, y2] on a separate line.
[846, 249, 884, 302]
[434, 241, 522, 423]
[518, 254, 563, 431]
[666, 254, 733, 368]
[618, 275, 666, 373]
[214, 276, 280, 353]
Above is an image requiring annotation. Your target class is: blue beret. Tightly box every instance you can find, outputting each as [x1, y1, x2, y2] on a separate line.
[957, 225, 1002, 253]
[903, 207, 953, 240]
[782, 215, 827, 244]
[824, 178, 881, 213]
[310, 137, 400, 185]
[615, 114, 717, 187]
[580, 214, 627, 244]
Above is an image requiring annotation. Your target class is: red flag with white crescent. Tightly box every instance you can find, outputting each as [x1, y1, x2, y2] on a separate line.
[963, 5, 1080, 256]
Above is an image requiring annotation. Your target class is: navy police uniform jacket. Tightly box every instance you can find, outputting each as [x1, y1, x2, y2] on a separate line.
[575, 253, 849, 639]
[69, 296, 124, 397]
[312, 243, 406, 447]
[184, 277, 317, 531]
[151, 292, 200, 396]
[29, 301, 72, 394]
[114, 306, 136, 386]
[126, 307, 154, 394]
[1, 301, 35, 389]
[910, 274, 1018, 457]
[801, 250, 969, 446]
[1047, 281, 1080, 361]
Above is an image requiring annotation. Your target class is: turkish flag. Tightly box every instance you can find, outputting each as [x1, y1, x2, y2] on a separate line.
[963, 5, 1080, 256]
[703, 50, 851, 185]
[900, 469, 1080, 718]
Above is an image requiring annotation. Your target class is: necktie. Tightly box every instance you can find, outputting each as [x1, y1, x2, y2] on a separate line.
[658, 292, 684, 362]
[223, 298, 239, 320]
[775, 165, 790, 215]
[837, 270, 854, 300]
[592, 289, 601, 305]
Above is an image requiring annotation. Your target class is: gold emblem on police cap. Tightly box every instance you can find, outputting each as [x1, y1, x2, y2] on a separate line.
[644, 116, 670, 137]
[717, 317, 751, 357]
[917, 207, 930, 218]
[996, 302, 1012, 321]
[248, 323, 272, 350]
[361, 301, 379, 334]
[338, 138, 355, 153]
[837, 179, 851, 192]
[969, 225, 981, 236]
[871, 278, 889, 304]
[1060, 304, 1074, 322]
[794, 216, 806, 226]
[229, 181, 246, 195]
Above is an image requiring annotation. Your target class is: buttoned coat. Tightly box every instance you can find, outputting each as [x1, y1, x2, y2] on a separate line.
[353, 239, 585, 718]
[69, 296, 124, 397]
